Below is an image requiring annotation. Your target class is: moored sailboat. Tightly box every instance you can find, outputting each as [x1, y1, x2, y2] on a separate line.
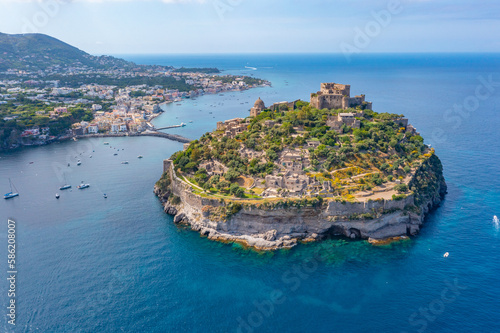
[4, 179, 19, 199]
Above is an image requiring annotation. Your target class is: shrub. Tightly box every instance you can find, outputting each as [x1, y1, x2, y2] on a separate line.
[394, 184, 408, 193]
[392, 194, 406, 201]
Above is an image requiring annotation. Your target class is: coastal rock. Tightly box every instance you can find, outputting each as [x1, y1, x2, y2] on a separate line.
[163, 203, 178, 216]
[173, 213, 186, 224]
[155, 152, 446, 251]
[261, 229, 277, 241]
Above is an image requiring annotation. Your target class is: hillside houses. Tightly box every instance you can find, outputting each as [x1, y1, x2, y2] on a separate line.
[216, 118, 248, 138]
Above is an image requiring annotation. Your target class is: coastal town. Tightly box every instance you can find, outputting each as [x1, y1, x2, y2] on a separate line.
[0, 61, 270, 150]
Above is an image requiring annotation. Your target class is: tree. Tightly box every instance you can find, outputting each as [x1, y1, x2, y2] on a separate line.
[216, 180, 231, 191]
[183, 162, 197, 172]
[225, 169, 240, 182]
[235, 187, 245, 198]
[229, 183, 239, 195]
[266, 149, 278, 161]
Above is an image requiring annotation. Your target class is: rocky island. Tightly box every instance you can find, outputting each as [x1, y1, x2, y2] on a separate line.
[155, 82, 447, 250]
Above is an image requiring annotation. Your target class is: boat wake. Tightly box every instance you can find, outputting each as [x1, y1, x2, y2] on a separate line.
[494, 215, 499, 230]
[244, 66, 257, 70]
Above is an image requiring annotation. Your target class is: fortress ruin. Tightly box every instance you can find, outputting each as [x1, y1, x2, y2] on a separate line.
[310, 83, 372, 110]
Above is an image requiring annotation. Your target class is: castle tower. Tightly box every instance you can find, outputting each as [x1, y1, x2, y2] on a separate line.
[250, 97, 265, 117]
[310, 82, 372, 111]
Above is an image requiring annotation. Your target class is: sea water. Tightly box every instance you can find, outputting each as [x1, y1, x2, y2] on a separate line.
[1, 53, 499, 332]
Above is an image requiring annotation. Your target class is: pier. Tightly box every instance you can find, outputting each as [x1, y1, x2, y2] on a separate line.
[74, 131, 192, 144]
[154, 124, 185, 131]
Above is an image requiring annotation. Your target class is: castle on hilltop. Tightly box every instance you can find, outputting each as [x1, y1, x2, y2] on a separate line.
[310, 83, 372, 110]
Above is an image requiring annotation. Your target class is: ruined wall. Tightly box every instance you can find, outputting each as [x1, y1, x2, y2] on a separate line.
[311, 94, 345, 110]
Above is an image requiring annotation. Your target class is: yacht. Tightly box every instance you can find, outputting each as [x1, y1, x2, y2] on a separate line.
[77, 183, 90, 189]
[4, 179, 19, 199]
[137, 155, 143, 159]
[121, 161, 129, 164]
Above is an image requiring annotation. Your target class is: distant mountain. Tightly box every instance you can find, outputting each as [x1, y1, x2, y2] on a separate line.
[0, 32, 138, 71]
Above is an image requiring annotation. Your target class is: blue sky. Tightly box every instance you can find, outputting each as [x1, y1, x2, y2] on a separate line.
[0, 0, 499, 55]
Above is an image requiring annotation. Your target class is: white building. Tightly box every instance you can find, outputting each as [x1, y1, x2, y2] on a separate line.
[88, 124, 99, 134]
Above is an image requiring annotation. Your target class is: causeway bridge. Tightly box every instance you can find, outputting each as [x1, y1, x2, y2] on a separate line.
[75, 131, 192, 144]
[153, 124, 185, 131]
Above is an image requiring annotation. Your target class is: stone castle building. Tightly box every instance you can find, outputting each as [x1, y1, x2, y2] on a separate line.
[326, 112, 363, 132]
[310, 83, 372, 110]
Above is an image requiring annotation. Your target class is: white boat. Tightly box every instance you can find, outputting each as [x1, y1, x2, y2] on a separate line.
[77, 160, 82, 166]
[121, 161, 129, 164]
[181, 122, 186, 127]
[77, 182, 90, 189]
[55, 193, 60, 199]
[494, 215, 499, 224]
[104, 142, 109, 145]
[137, 155, 143, 159]
[103, 194, 107, 199]
[60, 173, 71, 190]
[4, 179, 19, 199]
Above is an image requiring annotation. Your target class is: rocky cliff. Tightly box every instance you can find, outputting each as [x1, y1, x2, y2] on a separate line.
[154, 154, 447, 250]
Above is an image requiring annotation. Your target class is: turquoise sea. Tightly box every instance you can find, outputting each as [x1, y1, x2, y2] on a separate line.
[1, 54, 499, 332]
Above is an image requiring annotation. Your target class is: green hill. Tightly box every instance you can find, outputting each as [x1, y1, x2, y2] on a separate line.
[0, 32, 134, 71]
